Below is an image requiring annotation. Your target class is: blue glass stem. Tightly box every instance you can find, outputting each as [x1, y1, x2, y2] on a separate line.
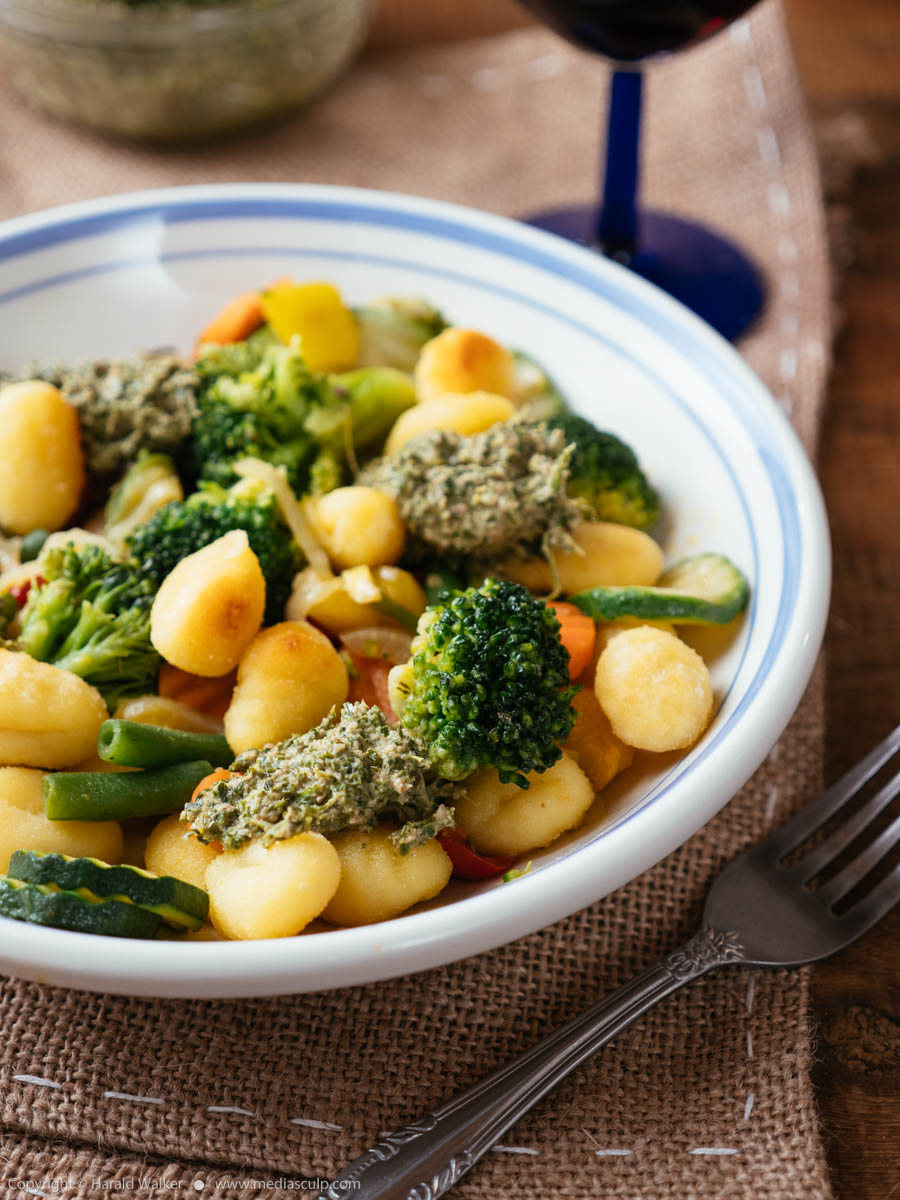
[596, 69, 643, 259]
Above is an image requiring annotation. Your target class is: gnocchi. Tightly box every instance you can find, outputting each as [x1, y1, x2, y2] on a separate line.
[594, 626, 713, 751]
[145, 813, 220, 891]
[224, 621, 349, 754]
[0, 381, 85, 534]
[498, 521, 665, 594]
[0, 766, 123, 872]
[455, 752, 595, 857]
[384, 391, 515, 454]
[415, 327, 516, 401]
[150, 530, 266, 676]
[322, 826, 452, 926]
[206, 832, 340, 939]
[304, 486, 405, 570]
[0, 649, 108, 768]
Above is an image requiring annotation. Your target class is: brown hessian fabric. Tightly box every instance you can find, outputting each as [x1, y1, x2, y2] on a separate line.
[0, 0, 833, 1194]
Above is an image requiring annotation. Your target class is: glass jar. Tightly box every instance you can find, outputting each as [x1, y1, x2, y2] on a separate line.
[0, 0, 373, 141]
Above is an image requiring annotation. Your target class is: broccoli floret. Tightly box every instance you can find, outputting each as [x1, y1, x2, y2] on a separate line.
[189, 337, 339, 494]
[189, 337, 416, 495]
[128, 479, 302, 624]
[17, 544, 159, 709]
[542, 413, 660, 530]
[395, 578, 578, 788]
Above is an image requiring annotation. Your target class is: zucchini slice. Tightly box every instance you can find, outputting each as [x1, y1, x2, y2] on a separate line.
[571, 553, 750, 626]
[7, 851, 209, 931]
[0, 876, 161, 939]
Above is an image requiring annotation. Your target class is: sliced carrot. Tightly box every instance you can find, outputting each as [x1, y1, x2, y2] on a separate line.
[549, 600, 597, 682]
[158, 664, 237, 720]
[194, 275, 295, 353]
[194, 291, 266, 350]
[190, 768, 235, 805]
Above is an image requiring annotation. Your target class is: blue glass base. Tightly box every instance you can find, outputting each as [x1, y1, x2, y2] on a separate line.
[526, 207, 766, 343]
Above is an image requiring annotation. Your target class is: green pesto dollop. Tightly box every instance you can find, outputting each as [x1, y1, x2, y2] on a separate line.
[183, 703, 459, 853]
[358, 421, 583, 568]
[14, 353, 198, 479]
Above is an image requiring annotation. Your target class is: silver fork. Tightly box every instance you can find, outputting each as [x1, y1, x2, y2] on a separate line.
[325, 724, 900, 1200]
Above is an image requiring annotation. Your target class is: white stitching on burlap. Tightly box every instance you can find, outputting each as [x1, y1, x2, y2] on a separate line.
[732, 13, 807, 1118]
[289, 1117, 343, 1132]
[735, 23, 801, 419]
[12, 1074, 60, 1089]
[690, 1148, 739, 1156]
[765, 785, 780, 824]
[207, 1105, 254, 1116]
[493, 1146, 540, 1155]
[102, 1091, 165, 1105]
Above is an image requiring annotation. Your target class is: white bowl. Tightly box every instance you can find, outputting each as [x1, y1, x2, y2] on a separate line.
[0, 184, 830, 997]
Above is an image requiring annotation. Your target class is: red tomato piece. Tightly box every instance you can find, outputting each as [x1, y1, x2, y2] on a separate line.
[438, 827, 516, 880]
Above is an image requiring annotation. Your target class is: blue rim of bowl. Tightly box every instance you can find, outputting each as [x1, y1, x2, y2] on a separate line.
[0, 189, 820, 961]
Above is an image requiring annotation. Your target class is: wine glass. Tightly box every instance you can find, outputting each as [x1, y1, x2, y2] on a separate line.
[516, 0, 765, 341]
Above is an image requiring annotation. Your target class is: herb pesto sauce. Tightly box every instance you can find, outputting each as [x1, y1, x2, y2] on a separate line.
[184, 703, 459, 853]
[359, 421, 583, 567]
[13, 353, 199, 478]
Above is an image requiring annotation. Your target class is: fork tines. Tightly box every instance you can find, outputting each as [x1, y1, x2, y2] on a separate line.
[769, 723, 900, 919]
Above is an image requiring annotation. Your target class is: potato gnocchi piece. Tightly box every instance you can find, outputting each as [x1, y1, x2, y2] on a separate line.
[224, 621, 349, 755]
[205, 832, 340, 940]
[414, 327, 516, 401]
[0, 381, 85, 534]
[321, 826, 452, 926]
[455, 751, 594, 858]
[0, 766, 123, 873]
[150, 530, 265, 677]
[145, 813, 220, 891]
[563, 687, 634, 793]
[384, 391, 515, 455]
[304, 487, 405, 570]
[498, 522, 664, 594]
[0, 649, 108, 769]
[594, 626, 713, 752]
[593, 616, 676, 658]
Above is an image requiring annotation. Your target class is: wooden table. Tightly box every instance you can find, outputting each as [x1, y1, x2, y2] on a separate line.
[785, 2, 900, 1197]
[370, 4, 900, 1195]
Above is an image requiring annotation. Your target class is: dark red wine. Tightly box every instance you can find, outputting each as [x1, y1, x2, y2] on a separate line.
[517, 0, 757, 61]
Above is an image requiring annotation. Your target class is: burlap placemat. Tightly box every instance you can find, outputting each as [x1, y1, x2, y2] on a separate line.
[0, 1, 834, 1194]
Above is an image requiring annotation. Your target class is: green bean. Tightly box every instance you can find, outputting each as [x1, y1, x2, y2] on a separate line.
[43, 760, 213, 822]
[19, 529, 49, 563]
[97, 720, 232, 770]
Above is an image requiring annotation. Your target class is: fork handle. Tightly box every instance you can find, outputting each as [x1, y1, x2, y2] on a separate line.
[324, 926, 745, 1199]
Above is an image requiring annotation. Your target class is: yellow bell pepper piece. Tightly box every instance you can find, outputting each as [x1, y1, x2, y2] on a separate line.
[260, 281, 360, 372]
